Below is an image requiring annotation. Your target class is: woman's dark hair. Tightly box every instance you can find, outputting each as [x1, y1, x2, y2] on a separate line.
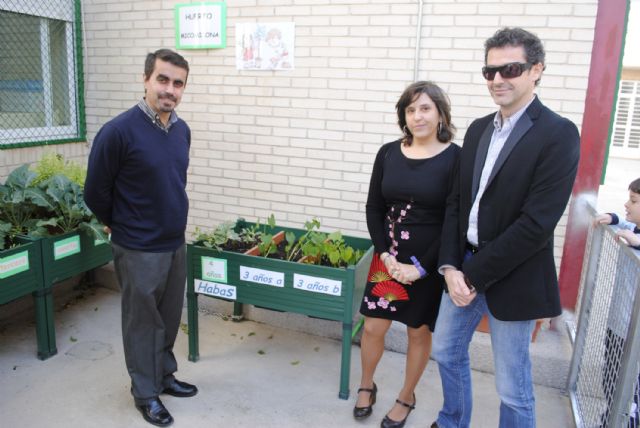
[629, 178, 640, 194]
[144, 49, 190, 81]
[484, 27, 545, 86]
[395, 81, 455, 145]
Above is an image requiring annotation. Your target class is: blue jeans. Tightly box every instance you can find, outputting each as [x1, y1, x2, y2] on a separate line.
[432, 292, 536, 428]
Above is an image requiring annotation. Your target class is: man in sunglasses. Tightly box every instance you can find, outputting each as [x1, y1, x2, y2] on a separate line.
[431, 27, 580, 428]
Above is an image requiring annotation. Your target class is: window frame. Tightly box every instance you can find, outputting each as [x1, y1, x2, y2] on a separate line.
[0, 0, 85, 150]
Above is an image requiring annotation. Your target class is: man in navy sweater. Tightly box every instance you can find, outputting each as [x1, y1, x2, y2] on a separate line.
[84, 49, 195, 427]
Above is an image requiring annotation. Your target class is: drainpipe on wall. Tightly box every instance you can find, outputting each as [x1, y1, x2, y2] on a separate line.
[80, 0, 88, 136]
[413, 0, 424, 82]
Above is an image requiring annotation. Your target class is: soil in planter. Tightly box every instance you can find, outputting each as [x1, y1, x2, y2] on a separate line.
[41, 224, 69, 236]
[2, 236, 14, 250]
[300, 254, 347, 268]
[219, 239, 258, 253]
[265, 239, 289, 260]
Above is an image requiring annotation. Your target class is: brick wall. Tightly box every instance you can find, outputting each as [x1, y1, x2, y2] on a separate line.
[2, 0, 598, 266]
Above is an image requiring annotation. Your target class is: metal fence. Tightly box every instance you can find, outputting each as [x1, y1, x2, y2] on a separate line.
[0, 0, 82, 148]
[568, 206, 640, 428]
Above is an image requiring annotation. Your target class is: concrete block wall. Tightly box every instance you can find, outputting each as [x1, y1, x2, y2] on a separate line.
[2, 0, 598, 267]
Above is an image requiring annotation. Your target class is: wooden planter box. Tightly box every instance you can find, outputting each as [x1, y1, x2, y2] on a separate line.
[21, 229, 113, 359]
[0, 238, 51, 359]
[186, 220, 374, 399]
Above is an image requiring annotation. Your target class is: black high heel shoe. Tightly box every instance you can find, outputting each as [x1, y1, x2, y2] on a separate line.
[380, 393, 415, 428]
[353, 382, 378, 419]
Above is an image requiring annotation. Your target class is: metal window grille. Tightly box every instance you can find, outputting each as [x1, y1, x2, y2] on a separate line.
[0, 0, 81, 148]
[568, 205, 640, 428]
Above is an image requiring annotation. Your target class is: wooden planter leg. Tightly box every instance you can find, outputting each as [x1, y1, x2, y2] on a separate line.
[232, 302, 244, 321]
[34, 286, 57, 360]
[187, 290, 200, 362]
[339, 321, 352, 400]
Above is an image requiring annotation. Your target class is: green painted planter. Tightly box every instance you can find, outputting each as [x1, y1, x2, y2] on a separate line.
[22, 229, 113, 359]
[186, 220, 373, 399]
[26, 230, 112, 286]
[0, 238, 50, 359]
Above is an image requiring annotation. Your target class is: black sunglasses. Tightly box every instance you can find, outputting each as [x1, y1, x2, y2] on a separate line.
[482, 62, 533, 81]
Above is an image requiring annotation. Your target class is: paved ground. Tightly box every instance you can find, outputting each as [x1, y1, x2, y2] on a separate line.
[0, 285, 573, 428]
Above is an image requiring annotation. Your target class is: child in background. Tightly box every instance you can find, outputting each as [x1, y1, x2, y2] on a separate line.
[595, 177, 640, 249]
[594, 177, 640, 427]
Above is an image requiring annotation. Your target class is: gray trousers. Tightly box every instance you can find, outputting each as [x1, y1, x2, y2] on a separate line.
[111, 242, 187, 404]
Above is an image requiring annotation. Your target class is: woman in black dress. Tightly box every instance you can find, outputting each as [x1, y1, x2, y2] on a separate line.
[354, 81, 459, 428]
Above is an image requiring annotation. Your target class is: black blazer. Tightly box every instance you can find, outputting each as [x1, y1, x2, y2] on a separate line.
[438, 96, 580, 321]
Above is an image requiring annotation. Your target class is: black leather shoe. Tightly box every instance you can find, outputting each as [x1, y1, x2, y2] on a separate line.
[135, 398, 173, 427]
[162, 379, 198, 397]
[353, 382, 378, 419]
[380, 393, 415, 428]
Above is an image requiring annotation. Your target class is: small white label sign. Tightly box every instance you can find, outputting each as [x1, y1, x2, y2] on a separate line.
[195, 279, 236, 300]
[0, 251, 29, 279]
[293, 273, 342, 296]
[53, 235, 81, 260]
[239, 266, 284, 287]
[201, 257, 227, 282]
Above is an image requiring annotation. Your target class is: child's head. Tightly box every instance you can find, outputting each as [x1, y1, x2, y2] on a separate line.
[625, 178, 640, 226]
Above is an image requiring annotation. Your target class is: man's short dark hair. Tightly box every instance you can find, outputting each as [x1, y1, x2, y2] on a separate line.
[144, 49, 189, 81]
[485, 27, 545, 85]
[629, 178, 640, 194]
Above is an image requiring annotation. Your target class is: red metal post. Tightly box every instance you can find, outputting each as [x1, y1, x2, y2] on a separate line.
[559, 0, 630, 309]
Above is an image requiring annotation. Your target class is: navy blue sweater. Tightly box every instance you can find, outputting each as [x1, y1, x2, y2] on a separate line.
[84, 106, 190, 252]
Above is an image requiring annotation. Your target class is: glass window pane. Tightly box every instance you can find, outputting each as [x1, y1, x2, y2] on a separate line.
[49, 19, 70, 126]
[0, 11, 45, 129]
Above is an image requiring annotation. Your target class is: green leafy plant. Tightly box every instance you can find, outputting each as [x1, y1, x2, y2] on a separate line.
[285, 218, 321, 261]
[193, 221, 240, 251]
[31, 152, 87, 186]
[257, 232, 278, 257]
[297, 229, 328, 261]
[299, 230, 364, 268]
[239, 222, 262, 245]
[323, 233, 364, 267]
[34, 174, 106, 240]
[240, 213, 276, 245]
[193, 215, 280, 255]
[0, 222, 12, 250]
[251, 213, 279, 257]
[0, 164, 52, 244]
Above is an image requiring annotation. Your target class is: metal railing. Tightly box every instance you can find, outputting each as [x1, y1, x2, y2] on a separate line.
[567, 205, 640, 427]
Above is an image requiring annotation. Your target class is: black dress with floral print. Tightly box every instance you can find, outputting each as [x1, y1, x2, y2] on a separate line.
[360, 140, 460, 329]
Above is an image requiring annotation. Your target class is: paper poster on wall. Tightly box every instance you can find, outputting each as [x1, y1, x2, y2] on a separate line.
[175, 2, 226, 49]
[236, 22, 295, 70]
